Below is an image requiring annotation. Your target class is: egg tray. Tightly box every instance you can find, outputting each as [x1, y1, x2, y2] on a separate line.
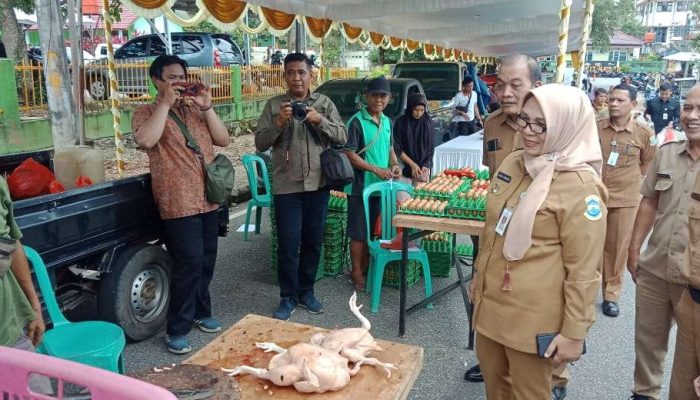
[415, 178, 474, 200]
[399, 208, 446, 218]
[445, 205, 486, 221]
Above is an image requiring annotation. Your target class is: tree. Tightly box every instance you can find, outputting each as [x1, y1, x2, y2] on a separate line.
[368, 47, 433, 65]
[0, 0, 121, 64]
[591, 0, 645, 50]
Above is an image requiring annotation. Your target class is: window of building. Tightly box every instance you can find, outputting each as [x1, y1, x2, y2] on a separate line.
[657, 1, 671, 12]
[672, 25, 689, 38]
[586, 51, 593, 61]
[654, 26, 668, 42]
[676, 1, 692, 11]
[608, 50, 628, 62]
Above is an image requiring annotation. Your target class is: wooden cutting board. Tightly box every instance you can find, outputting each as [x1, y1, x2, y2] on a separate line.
[184, 314, 424, 400]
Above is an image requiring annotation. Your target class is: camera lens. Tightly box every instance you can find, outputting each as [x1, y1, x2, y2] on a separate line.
[293, 104, 307, 120]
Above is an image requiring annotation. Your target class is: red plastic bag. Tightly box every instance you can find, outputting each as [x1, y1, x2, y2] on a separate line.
[7, 158, 55, 200]
[75, 176, 93, 188]
[48, 180, 65, 194]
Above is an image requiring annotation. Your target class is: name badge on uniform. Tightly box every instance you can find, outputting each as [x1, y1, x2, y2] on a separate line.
[607, 151, 619, 166]
[495, 208, 513, 236]
[496, 171, 512, 183]
[663, 112, 668, 120]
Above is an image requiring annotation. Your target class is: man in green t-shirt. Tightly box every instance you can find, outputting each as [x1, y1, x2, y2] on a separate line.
[0, 176, 45, 351]
[343, 76, 401, 290]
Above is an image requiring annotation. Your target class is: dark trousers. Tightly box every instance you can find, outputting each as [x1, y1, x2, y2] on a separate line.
[457, 120, 477, 136]
[274, 190, 330, 300]
[162, 210, 219, 336]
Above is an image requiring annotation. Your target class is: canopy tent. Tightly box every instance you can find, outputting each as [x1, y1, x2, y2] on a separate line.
[100, 0, 591, 177]
[118, 0, 587, 59]
[663, 52, 700, 62]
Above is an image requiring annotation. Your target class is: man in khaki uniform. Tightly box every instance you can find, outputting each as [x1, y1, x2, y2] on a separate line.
[668, 85, 700, 400]
[482, 54, 542, 179]
[597, 84, 657, 317]
[627, 86, 700, 400]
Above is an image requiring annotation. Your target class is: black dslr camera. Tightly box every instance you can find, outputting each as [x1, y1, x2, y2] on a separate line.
[291, 101, 308, 121]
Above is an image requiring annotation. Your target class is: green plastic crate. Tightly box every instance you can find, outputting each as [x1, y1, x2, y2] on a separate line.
[382, 259, 422, 288]
[422, 237, 454, 277]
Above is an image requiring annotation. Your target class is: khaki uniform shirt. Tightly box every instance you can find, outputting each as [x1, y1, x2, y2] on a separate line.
[597, 117, 657, 208]
[684, 173, 700, 288]
[255, 92, 348, 195]
[639, 140, 700, 285]
[593, 103, 609, 120]
[482, 109, 522, 179]
[132, 102, 219, 220]
[473, 151, 607, 353]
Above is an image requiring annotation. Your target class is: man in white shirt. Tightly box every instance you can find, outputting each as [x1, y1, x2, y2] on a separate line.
[452, 76, 482, 136]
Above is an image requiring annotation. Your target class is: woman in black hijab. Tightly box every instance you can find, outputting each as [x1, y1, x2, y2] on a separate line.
[393, 93, 435, 189]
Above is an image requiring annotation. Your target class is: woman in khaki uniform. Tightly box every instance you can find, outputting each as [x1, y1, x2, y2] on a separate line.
[469, 85, 607, 399]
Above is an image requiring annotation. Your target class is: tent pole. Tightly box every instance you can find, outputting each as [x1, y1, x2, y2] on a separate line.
[575, 0, 595, 88]
[101, 0, 125, 177]
[556, 0, 573, 84]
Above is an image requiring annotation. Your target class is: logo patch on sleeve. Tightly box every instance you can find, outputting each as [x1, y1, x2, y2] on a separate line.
[584, 195, 602, 221]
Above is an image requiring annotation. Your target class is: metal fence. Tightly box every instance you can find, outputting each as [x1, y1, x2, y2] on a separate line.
[15, 63, 357, 118]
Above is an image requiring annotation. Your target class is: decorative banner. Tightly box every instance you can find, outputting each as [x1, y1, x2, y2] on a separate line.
[369, 32, 386, 46]
[405, 39, 420, 53]
[201, 0, 246, 24]
[120, 0, 172, 18]
[305, 16, 334, 43]
[423, 43, 436, 60]
[341, 23, 363, 42]
[259, 6, 297, 36]
[389, 37, 403, 50]
[435, 45, 444, 58]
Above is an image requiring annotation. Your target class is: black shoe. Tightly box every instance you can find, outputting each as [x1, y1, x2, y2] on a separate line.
[630, 394, 651, 400]
[464, 364, 483, 382]
[552, 386, 567, 400]
[602, 301, 620, 317]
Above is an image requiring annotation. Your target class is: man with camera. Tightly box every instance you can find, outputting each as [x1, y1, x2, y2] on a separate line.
[256, 52, 347, 321]
[343, 76, 401, 290]
[452, 76, 483, 136]
[132, 55, 230, 354]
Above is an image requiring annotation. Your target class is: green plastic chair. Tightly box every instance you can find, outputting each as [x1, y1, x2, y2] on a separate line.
[23, 246, 126, 374]
[362, 181, 432, 313]
[241, 153, 272, 240]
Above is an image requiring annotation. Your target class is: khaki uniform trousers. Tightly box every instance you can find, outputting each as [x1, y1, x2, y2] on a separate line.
[634, 269, 686, 399]
[669, 289, 700, 400]
[602, 206, 638, 302]
[477, 332, 553, 400]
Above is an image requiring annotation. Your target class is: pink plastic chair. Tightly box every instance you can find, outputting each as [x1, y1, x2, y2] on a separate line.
[0, 346, 177, 400]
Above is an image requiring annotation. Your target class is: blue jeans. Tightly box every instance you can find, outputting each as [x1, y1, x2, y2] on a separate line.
[273, 190, 329, 300]
[162, 210, 219, 336]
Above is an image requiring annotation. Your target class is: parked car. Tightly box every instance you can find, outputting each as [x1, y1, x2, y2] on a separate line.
[93, 43, 123, 59]
[85, 32, 245, 100]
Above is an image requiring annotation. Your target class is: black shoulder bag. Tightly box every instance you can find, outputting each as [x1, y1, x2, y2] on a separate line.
[169, 110, 235, 205]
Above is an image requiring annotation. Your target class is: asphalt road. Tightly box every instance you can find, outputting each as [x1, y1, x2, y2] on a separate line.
[117, 204, 676, 400]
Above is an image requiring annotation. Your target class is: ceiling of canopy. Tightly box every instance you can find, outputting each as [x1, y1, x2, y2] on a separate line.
[125, 0, 588, 58]
[238, 0, 586, 57]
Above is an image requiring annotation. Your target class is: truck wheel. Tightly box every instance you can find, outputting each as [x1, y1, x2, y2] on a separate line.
[88, 75, 109, 100]
[98, 245, 172, 342]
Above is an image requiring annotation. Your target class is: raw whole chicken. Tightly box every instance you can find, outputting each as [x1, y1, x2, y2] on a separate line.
[309, 292, 396, 377]
[223, 342, 352, 393]
[222, 292, 395, 393]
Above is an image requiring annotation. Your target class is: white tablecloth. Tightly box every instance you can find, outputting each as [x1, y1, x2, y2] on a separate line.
[432, 131, 484, 175]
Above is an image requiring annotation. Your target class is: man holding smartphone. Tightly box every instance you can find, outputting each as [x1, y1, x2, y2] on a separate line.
[343, 76, 401, 291]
